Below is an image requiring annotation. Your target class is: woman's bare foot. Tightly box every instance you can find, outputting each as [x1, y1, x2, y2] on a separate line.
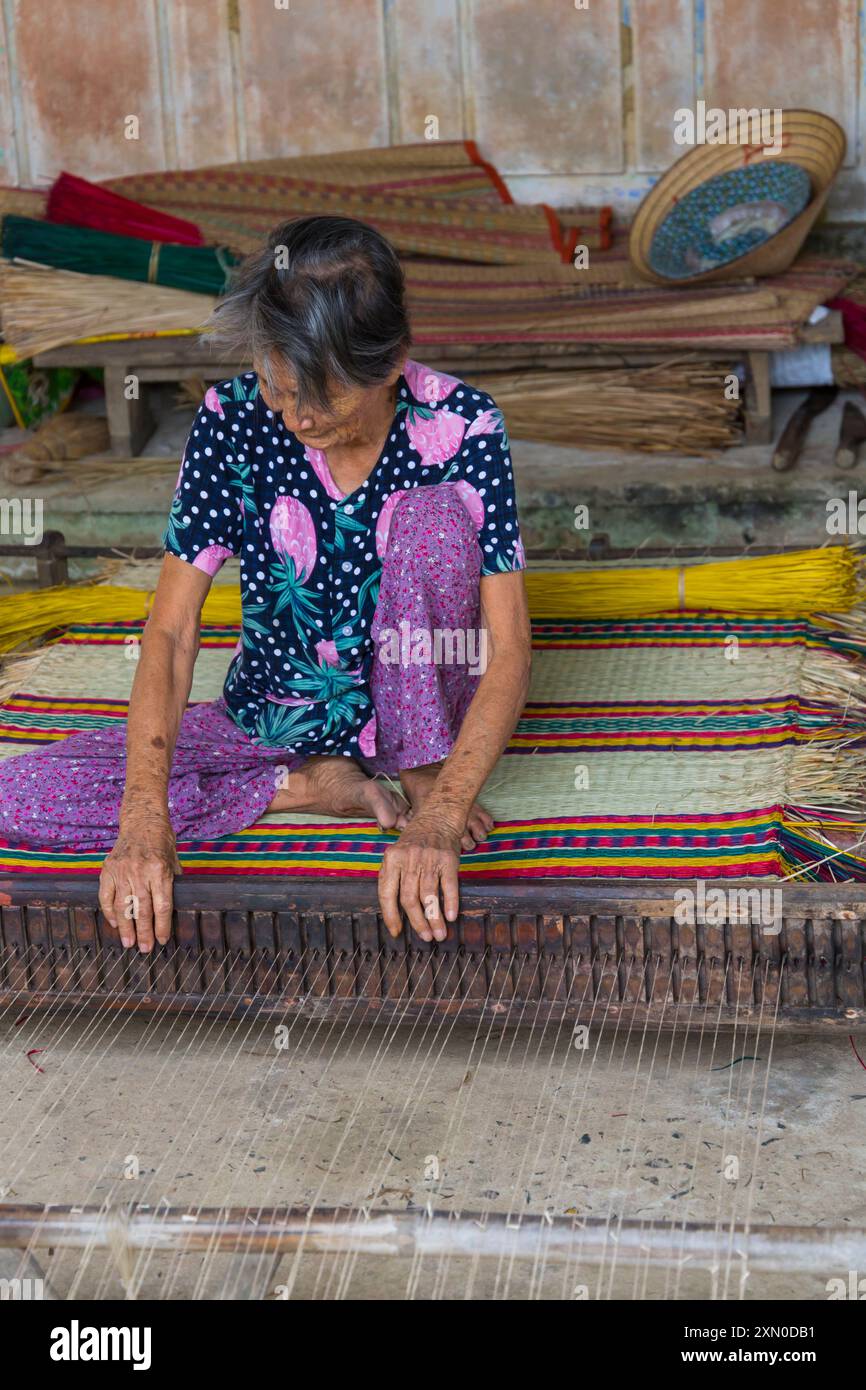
[267, 756, 408, 831]
[399, 762, 494, 852]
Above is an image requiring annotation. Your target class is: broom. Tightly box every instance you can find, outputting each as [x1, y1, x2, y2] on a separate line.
[0, 262, 215, 358]
[0, 548, 860, 657]
[47, 171, 204, 246]
[2, 216, 237, 296]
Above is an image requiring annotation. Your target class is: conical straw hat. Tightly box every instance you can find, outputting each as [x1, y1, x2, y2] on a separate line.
[629, 108, 846, 286]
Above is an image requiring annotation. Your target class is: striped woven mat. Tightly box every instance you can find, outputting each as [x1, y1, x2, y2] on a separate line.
[2, 613, 866, 880]
[102, 142, 610, 265]
[402, 255, 856, 352]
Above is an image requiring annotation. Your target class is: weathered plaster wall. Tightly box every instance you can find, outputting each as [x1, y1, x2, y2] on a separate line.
[0, 0, 862, 218]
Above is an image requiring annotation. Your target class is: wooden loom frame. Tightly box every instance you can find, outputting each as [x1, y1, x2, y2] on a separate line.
[2, 532, 866, 1030]
[2, 547, 866, 1290]
[2, 876, 866, 1031]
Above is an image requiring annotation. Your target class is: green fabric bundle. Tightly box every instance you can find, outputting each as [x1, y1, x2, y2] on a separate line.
[1, 216, 238, 296]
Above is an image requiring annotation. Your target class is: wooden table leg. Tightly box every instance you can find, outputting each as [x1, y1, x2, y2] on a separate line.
[104, 364, 154, 457]
[744, 351, 773, 445]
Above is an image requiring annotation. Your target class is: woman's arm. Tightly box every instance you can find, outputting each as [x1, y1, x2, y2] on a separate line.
[378, 569, 531, 942]
[98, 554, 212, 953]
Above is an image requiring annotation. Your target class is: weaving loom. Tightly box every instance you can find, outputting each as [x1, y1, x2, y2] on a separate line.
[2, 551, 866, 1298]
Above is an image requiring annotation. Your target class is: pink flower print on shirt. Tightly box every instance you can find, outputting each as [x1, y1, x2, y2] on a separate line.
[452, 479, 484, 532]
[304, 446, 343, 501]
[358, 714, 377, 758]
[466, 407, 505, 439]
[403, 359, 461, 405]
[204, 386, 225, 419]
[315, 638, 340, 667]
[270, 495, 317, 581]
[192, 543, 234, 576]
[375, 489, 405, 559]
[400, 403, 467, 468]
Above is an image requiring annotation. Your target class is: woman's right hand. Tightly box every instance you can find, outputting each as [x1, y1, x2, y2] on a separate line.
[98, 817, 182, 953]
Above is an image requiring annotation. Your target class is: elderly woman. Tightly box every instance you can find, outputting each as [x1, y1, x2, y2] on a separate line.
[0, 216, 530, 951]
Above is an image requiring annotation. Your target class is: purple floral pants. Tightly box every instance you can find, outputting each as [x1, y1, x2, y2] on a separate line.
[0, 485, 483, 850]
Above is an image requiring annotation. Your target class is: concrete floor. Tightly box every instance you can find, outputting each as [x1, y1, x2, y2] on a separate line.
[1, 1009, 863, 1300]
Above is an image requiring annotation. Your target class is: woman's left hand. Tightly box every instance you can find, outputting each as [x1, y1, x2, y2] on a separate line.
[378, 813, 463, 942]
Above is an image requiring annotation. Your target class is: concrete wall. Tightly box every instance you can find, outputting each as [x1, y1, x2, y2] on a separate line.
[0, 0, 863, 218]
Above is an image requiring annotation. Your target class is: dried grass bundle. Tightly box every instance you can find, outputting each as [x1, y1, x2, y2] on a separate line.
[0, 262, 215, 358]
[0, 412, 109, 485]
[471, 361, 743, 453]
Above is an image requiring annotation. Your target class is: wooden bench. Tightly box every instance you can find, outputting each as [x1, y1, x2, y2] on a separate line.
[33, 313, 845, 456]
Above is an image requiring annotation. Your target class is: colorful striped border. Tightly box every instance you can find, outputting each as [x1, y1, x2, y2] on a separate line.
[3, 616, 865, 881]
[4, 691, 862, 755]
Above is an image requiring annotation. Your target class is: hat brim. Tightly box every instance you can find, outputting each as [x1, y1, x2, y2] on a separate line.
[629, 109, 846, 286]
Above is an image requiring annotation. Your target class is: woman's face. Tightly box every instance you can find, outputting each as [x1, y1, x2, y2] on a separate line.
[257, 355, 403, 450]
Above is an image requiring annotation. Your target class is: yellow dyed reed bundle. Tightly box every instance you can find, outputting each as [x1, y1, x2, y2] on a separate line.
[523, 547, 864, 620]
[0, 547, 861, 657]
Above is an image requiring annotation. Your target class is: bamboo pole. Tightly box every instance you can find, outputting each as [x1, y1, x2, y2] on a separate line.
[0, 1204, 864, 1272]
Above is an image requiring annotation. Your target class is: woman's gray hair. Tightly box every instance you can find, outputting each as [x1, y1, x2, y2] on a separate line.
[205, 215, 411, 411]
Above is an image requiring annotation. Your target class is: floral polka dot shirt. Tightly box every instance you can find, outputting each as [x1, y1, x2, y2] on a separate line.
[164, 359, 525, 755]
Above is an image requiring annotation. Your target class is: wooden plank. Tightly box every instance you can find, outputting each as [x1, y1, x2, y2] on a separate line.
[302, 912, 329, 998]
[592, 914, 619, 1007]
[104, 365, 153, 458]
[25, 904, 51, 995]
[486, 914, 514, 1007]
[539, 914, 567, 1003]
[834, 916, 863, 1010]
[48, 906, 75, 994]
[275, 911, 303, 1000]
[327, 913, 356, 1000]
[809, 918, 836, 1010]
[618, 915, 645, 1005]
[225, 910, 252, 995]
[458, 912, 489, 1002]
[512, 914, 540, 1003]
[781, 920, 809, 1008]
[174, 909, 203, 998]
[354, 911, 381, 1001]
[745, 351, 773, 446]
[199, 909, 227, 995]
[73, 906, 101, 998]
[251, 911, 278, 995]
[675, 921, 699, 1007]
[699, 922, 728, 1008]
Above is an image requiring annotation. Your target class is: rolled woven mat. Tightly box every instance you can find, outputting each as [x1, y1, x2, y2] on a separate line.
[0, 547, 860, 657]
